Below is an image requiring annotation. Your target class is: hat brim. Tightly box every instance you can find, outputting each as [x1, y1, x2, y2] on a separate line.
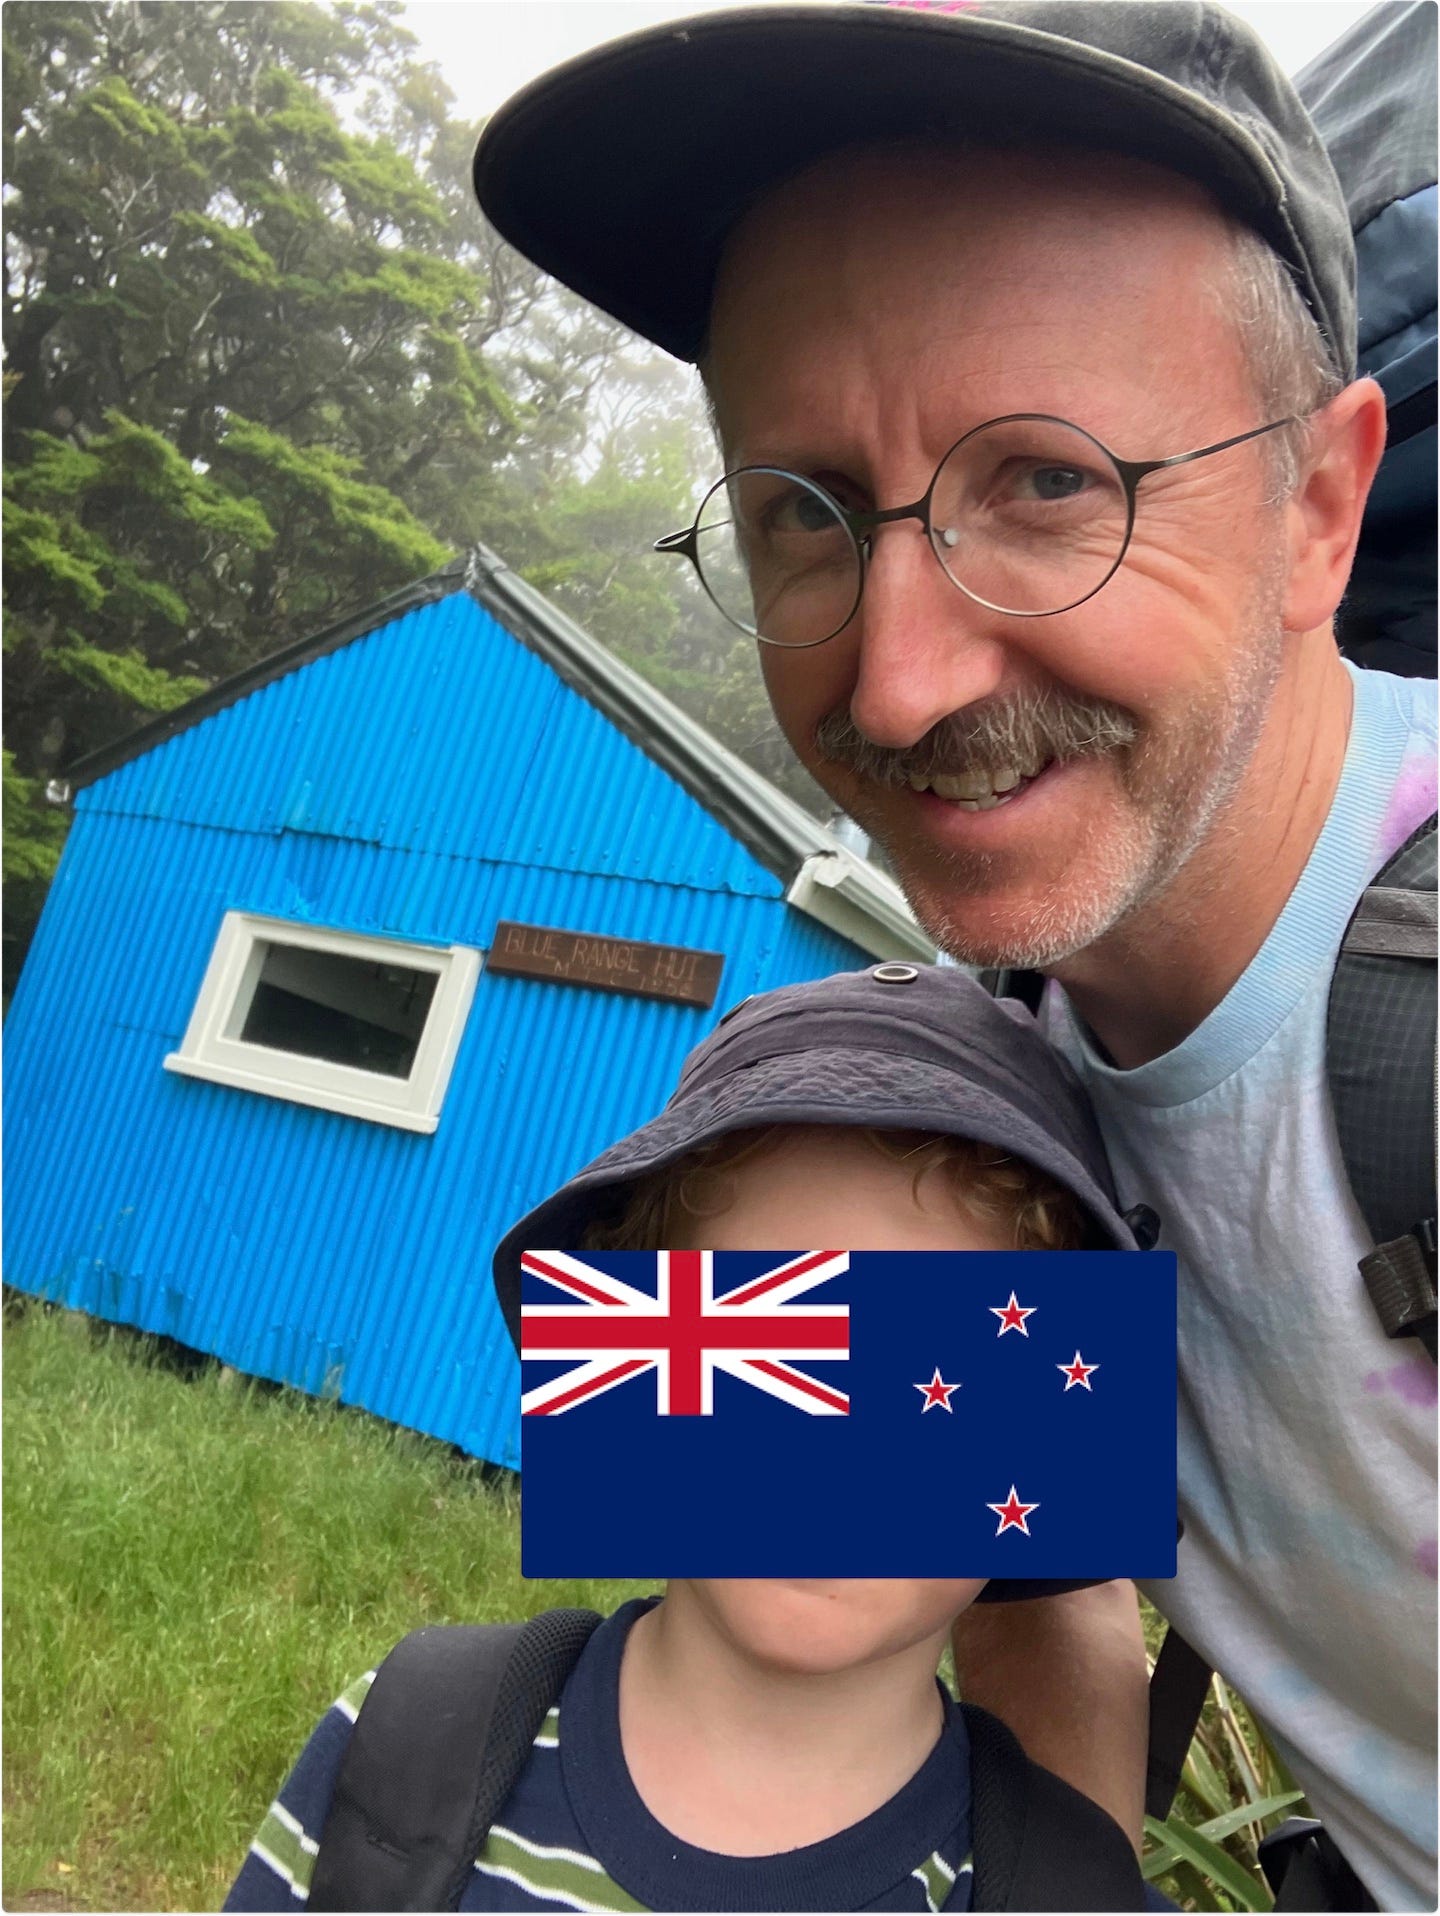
[473, 2, 1321, 365]
[492, 1040, 1137, 1347]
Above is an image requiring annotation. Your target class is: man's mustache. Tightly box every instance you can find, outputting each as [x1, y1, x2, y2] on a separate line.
[812, 689, 1138, 786]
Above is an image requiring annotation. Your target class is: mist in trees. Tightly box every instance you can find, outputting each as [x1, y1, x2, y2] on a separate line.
[3, 0, 831, 995]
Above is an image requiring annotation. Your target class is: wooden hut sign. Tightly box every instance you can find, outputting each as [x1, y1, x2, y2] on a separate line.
[488, 920, 724, 1009]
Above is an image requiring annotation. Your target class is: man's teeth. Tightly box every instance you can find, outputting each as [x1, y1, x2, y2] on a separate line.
[905, 763, 1044, 810]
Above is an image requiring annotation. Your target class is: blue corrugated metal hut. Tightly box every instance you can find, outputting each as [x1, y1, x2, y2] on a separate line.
[5, 549, 931, 1467]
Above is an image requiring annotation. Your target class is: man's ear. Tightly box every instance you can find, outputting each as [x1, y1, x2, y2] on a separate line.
[1282, 377, 1387, 634]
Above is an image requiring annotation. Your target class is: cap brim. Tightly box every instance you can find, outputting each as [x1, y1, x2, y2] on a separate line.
[474, 2, 1301, 363]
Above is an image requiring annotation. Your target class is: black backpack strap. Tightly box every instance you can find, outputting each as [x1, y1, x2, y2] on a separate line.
[963, 1702, 1146, 1910]
[1326, 813, 1438, 1357]
[308, 1608, 602, 1912]
[1143, 1627, 1214, 1821]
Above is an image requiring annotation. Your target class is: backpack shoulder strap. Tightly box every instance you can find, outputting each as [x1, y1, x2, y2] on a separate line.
[962, 1701, 1146, 1910]
[1326, 812, 1438, 1358]
[308, 1608, 603, 1913]
[1143, 1626, 1215, 1822]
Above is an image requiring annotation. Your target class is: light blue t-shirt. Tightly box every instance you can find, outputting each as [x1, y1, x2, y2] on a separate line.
[1049, 667, 1437, 1912]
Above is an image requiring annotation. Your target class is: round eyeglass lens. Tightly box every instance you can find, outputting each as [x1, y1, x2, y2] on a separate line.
[693, 467, 862, 647]
[928, 417, 1131, 615]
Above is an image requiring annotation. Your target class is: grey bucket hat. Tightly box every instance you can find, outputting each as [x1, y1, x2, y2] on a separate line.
[472, 0, 1356, 379]
[493, 961, 1147, 1345]
[493, 962, 1158, 1602]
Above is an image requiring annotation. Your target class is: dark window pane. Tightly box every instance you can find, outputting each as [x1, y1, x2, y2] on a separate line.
[239, 943, 438, 1079]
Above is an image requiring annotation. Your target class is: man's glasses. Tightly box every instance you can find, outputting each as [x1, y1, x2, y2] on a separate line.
[655, 413, 1295, 647]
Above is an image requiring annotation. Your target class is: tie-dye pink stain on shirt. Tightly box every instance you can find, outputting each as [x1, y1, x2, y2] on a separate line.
[1378, 749, 1437, 860]
[1415, 1538, 1437, 1581]
[1363, 1355, 1438, 1409]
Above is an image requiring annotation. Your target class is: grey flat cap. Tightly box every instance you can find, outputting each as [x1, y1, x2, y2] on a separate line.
[473, 1, 1356, 377]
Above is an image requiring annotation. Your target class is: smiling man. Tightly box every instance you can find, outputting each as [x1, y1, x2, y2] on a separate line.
[473, 5, 1437, 1908]
[707, 143, 1357, 1056]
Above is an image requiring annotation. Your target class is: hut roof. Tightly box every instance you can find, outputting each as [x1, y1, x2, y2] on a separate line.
[54, 549, 934, 962]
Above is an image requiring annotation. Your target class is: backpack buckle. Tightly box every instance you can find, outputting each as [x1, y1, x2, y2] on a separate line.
[1258, 1818, 1378, 1911]
[1359, 1220, 1438, 1342]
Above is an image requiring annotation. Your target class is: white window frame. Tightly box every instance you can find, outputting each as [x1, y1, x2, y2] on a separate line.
[164, 911, 481, 1133]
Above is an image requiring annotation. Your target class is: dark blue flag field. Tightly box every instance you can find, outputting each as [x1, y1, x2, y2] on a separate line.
[519, 1249, 1177, 1578]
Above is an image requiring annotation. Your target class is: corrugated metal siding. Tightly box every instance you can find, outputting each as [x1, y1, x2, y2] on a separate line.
[85, 593, 772, 897]
[5, 597, 869, 1468]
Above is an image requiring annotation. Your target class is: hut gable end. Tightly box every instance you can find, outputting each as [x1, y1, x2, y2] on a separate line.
[81, 591, 774, 901]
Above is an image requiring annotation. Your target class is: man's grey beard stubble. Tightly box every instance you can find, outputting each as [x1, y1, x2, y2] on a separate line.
[812, 631, 1282, 972]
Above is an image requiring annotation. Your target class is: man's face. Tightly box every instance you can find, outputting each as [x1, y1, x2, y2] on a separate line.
[704, 147, 1295, 970]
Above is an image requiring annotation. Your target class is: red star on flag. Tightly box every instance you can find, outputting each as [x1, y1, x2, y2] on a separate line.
[989, 1291, 1036, 1337]
[913, 1367, 961, 1413]
[987, 1486, 1040, 1535]
[1059, 1350, 1099, 1391]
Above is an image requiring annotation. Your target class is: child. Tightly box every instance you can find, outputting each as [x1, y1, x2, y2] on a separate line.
[226, 965, 1156, 1912]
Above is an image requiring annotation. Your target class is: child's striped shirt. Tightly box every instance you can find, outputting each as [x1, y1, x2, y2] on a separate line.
[225, 1599, 975, 1912]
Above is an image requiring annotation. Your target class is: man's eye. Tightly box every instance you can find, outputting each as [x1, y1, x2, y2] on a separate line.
[1022, 463, 1090, 501]
[767, 485, 846, 534]
[788, 490, 842, 528]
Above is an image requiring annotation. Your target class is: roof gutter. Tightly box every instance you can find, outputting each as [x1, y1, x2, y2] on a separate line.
[786, 848, 936, 963]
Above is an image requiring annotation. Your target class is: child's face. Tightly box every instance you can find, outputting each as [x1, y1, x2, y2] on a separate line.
[672, 1124, 995, 1671]
[669, 1123, 1015, 1253]
[682, 1577, 987, 1676]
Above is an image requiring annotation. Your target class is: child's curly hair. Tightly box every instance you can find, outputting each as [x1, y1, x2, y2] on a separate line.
[583, 1125, 1088, 1252]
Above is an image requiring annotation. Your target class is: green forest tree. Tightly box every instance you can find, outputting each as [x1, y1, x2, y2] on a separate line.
[3, 0, 828, 995]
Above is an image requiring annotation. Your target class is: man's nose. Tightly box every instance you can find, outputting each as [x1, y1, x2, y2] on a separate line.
[846, 523, 1008, 749]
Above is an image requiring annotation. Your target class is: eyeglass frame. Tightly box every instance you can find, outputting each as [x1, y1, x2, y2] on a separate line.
[654, 411, 1298, 645]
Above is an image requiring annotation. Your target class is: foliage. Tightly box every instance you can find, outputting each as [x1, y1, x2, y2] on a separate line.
[1139, 1600, 1309, 1911]
[3, 752, 68, 883]
[3, 1301, 652, 1912]
[4, 0, 826, 997]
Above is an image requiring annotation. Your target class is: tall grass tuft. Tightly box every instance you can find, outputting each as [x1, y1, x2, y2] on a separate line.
[4, 1304, 649, 1912]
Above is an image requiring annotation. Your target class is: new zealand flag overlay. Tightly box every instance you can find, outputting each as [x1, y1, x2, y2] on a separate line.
[520, 1250, 1177, 1578]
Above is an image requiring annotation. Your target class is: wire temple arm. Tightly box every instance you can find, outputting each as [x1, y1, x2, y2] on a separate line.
[1126, 414, 1298, 483]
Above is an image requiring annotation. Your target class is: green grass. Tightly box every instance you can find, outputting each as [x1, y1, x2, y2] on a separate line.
[5, 1300, 1305, 1913]
[3, 1303, 649, 1912]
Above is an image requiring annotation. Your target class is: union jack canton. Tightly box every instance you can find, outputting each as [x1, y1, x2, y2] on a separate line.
[520, 1249, 851, 1417]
